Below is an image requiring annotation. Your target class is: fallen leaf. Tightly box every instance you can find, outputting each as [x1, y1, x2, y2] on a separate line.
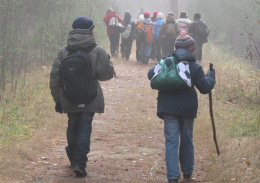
[246, 158, 251, 167]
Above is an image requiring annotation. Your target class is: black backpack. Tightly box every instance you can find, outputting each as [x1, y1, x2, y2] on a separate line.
[59, 46, 97, 105]
[196, 22, 209, 41]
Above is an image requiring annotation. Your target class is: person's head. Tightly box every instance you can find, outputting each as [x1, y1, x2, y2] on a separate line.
[124, 11, 132, 20]
[144, 12, 150, 19]
[168, 12, 175, 17]
[138, 14, 144, 21]
[194, 13, 201, 21]
[157, 12, 164, 19]
[107, 8, 114, 13]
[175, 35, 196, 53]
[72, 17, 95, 32]
[152, 11, 159, 18]
[179, 11, 188, 18]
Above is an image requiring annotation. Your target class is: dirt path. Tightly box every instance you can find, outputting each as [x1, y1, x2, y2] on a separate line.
[21, 57, 212, 183]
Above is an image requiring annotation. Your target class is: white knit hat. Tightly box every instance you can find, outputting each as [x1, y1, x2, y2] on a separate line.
[157, 12, 164, 19]
[138, 14, 144, 21]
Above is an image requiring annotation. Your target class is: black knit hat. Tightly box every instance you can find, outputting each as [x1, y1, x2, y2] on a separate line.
[72, 17, 95, 31]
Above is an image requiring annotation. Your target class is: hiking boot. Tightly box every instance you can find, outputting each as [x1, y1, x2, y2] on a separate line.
[72, 166, 87, 177]
[180, 177, 196, 183]
[168, 179, 178, 183]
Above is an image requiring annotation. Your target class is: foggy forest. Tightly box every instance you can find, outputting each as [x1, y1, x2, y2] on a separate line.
[0, 0, 259, 183]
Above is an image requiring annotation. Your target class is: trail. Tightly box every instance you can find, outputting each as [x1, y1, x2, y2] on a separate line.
[21, 55, 214, 183]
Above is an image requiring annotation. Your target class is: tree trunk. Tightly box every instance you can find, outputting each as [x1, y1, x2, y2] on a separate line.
[170, 0, 179, 17]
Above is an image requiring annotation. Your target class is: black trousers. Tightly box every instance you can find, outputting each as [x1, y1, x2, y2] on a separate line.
[109, 33, 120, 56]
[121, 37, 133, 60]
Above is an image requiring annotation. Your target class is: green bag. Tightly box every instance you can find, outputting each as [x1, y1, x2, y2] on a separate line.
[150, 56, 192, 91]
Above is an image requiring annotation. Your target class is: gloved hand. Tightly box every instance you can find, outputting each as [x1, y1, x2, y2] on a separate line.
[55, 103, 63, 114]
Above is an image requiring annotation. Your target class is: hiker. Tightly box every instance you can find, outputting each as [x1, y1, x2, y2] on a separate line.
[159, 12, 180, 57]
[103, 8, 125, 57]
[135, 14, 146, 62]
[151, 11, 159, 60]
[188, 13, 209, 62]
[142, 11, 154, 64]
[50, 17, 115, 177]
[177, 11, 192, 35]
[148, 35, 215, 183]
[137, 8, 144, 20]
[120, 11, 136, 60]
[154, 12, 164, 61]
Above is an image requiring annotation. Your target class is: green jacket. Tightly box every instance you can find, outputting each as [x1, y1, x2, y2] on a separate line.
[50, 29, 114, 113]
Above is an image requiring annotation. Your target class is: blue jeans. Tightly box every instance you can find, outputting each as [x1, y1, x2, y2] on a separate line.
[66, 112, 94, 169]
[164, 114, 194, 180]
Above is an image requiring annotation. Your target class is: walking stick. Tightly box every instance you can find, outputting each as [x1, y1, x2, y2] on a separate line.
[209, 63, 220, 155]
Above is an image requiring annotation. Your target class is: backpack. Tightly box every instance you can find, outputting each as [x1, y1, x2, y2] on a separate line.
[150, 56, 191, 91]
[196, 22, 209, 41]
[121, 23, 132, 40]
[165, 22, 175, 36]
[143, 24, 153, 43]
[59, 46, 97, 105]
[109, 16, 125, 33]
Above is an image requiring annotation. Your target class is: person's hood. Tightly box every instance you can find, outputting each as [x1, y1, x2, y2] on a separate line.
[172, 48, 196, 62]
[155, 18, 164, 25]
[103, 12, 116, 23]
[166, 15, 175, 24]
[178, 18, 192, 27]
[124, 11, 131, 20]
[143, 18, 153, 25]
[123, 11, 132, 25]
[67, 29, 97, 50]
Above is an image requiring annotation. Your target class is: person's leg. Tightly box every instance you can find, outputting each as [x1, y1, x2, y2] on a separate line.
[164, 114, 181, 181]
[125, 39, 133, 60]
[156, 39, 162, 61]
[195, 42, 203, 62]
[121, 38, 126, 58]
[71, 112, 94, 176]
[66, 113, 80, 165]
[179, 116, 194, 177]
[108, 34, 115, 56]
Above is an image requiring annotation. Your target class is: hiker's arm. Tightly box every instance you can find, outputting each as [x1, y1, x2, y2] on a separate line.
[50, 49, 65, 103]
[159, 23, 165, 40]
[95, 47, 114, 81]
[194, 64, 215, 94]
[175, 23, 181, 35]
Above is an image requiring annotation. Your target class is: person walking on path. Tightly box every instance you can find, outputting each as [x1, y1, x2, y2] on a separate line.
[159, 12, 180, 57]
[154, 12, 164, 61]
[50, 17, 115, 177]
[188, 13, 209, 62]
[135, 14, 146, 62]
[142, 12, 154, 64]
[103, 8, 125, 57]
[177, 11, 192, 35]
[151, 11, 159, 60]
[120, 11, 136, 60]
[148, 35, 215, 183]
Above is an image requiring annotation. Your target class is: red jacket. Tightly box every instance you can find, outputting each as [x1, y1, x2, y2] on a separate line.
[103, 12, 125, 35]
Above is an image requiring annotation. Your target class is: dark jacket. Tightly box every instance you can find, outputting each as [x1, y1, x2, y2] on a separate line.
[123, 11, 136, 40]
[50, 29, 114, 113]
[148, 48, 215, 119]
[159, 15, 180, 39]
[188, 19, 208, 44]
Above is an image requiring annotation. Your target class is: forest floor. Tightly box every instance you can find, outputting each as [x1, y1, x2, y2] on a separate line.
[0, 53, 229, 183]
